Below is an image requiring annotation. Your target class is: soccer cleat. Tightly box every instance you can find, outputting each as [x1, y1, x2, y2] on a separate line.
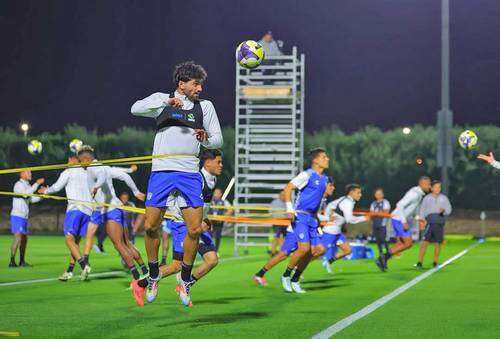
[322, 259, 333, 274]
[19, 261, 33, 267]
[433, 262, 439, 268]
[80, 265, 91, 281]
[291, 281, 306, 294]
[176, 278, 195, 307]
[281, 276, 293, 292]
[59, 271, 73, 281]
[375, 257, 386, 272]
[253, 275, 268, 286]
[146, 278, 159, 303]
[8, 261, 17, 268]
[414, 262, 423, 269]
[130, 280, 145, 307]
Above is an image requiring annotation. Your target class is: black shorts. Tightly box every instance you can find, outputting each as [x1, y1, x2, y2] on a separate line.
[172, 244, 216, 261]
[273, 225, 287, 238]
[423, 223, 444, 243]
[372, 226, 387, 242]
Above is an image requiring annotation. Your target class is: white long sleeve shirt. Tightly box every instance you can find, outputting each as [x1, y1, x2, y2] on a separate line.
[131, 91, 223, 173]
[418, 193, 452, 219]
[392, 186, 426, 224]
[45, 168, 93, 216]
[11, 179, 41, 219]
[319, 196, 367, 235]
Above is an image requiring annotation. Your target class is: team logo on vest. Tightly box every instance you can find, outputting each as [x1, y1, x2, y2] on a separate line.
[147, 192, 153, 201]
[187, 113, 195, 122]
[172, 112, 183, 119]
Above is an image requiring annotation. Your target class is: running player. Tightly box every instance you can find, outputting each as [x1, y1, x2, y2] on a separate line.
[9, 171, 44, 267]
[253, 179, 335, 286]
[280, 148, 329, 293]
[131, 149, 223, 307]
[378, 176, 431, 271]
[131, 61, 223, 306]
[38, 155, 93, 280]
[77, 146, 148, 281]
[317, 184, 369, 274]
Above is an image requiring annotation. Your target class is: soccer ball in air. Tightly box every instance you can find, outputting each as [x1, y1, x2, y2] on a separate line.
[27, 140, 43, 155]
[458, 130, 478, 150]
[236, 40, 265, 69]
[69, 139, 83, 153]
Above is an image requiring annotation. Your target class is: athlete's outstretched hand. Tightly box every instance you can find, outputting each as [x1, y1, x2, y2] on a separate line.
[37, 186, 47, 194]
[478, 152, 495, 164]
[129, 165, 138, 173]
[167, 97, 183, 108]
[36, 178, 45, 185]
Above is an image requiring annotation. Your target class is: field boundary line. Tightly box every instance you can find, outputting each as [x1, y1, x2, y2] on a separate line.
[312, 242, 479, 339]
[0, 254, 264, 287]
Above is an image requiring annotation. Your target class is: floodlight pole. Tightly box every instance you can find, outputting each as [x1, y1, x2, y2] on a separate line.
[437, 0, 453, 195]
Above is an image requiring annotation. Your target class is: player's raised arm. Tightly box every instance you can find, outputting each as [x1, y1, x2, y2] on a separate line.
[478, 152, 500, 169]
[109, 167, 144, 201]
[44, 170, 70, 195]
[131, 92, 170, 118]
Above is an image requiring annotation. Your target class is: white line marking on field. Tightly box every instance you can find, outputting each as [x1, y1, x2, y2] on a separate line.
[312, 242, 479, 339]
[0, 254, 264, 287]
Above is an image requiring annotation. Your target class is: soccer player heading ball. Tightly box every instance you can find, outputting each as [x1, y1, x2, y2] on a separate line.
[131, 61, 223, 307]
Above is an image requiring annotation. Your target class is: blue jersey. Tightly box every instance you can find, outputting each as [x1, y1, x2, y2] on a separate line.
[292, 169, 328, 214]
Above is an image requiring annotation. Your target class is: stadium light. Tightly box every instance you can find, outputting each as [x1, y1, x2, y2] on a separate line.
[20, 122, 30, 137]
[402, 127, 411, 135]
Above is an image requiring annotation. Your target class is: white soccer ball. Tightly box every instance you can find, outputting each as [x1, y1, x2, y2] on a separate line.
[458, 130, 478, 150]
[69, 139, 84, 153]
[236, 40, 265, 69]
[27, 140, 43, 155]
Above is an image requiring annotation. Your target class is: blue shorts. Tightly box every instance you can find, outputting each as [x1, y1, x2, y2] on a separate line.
[392, 218, 412, 238]
[292, 213, 319, 245]
[145, 171, 203, 209]
[281, 231, 298, 255]
[10, 216, 28, 235]
[162, 220, 172, 234]
[168, 220, 216, 259]
[320, 233, 347, 249]
[90, 211, 103, 225]
[64, 210, 90, 237]
[105, 209, 125, 227]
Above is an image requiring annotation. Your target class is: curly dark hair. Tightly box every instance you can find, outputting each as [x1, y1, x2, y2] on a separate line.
[173, 61, 207, 86]
[200, 149, 222, 168]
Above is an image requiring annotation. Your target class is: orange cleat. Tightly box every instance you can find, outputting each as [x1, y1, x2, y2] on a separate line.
[131, 280, 145, 307]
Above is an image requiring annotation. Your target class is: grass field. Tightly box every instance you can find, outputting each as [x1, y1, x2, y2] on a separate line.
[1, 235, 499, 338]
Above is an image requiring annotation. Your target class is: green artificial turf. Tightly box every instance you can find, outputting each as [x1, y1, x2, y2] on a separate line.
[0, 235, 497, 338]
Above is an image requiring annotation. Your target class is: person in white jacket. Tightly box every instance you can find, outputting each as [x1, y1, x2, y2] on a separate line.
[317, 184, 369, 273]
[377, 176, 431, 271]
[9, 170, 44, 267]
[39, 155, 93, 281]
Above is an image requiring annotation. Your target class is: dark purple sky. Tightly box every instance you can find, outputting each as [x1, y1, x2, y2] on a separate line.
[1, 0, 499, 133]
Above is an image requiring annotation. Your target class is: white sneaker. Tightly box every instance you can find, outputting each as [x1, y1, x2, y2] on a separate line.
[281, 276, 292, 292]
[59, 271, 73, 281]
[80, 265, 91, 281]
[176, 278, 194, 307]
[322, 259, 333, 274]
[93, 245, 102, 254]
[291, 281, 306, 294]
[146, 278, 159, 303]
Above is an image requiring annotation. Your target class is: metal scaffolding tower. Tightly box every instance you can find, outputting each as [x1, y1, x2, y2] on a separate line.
[234, 46, 305, 255]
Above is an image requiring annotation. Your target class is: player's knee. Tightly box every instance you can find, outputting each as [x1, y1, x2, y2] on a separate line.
[208, 255, 218, 268]
[344, 247, 352, 255]
[187, 224, 202, 237]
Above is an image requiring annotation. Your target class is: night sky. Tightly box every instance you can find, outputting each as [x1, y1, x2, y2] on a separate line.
[1, 0, 499, 134]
